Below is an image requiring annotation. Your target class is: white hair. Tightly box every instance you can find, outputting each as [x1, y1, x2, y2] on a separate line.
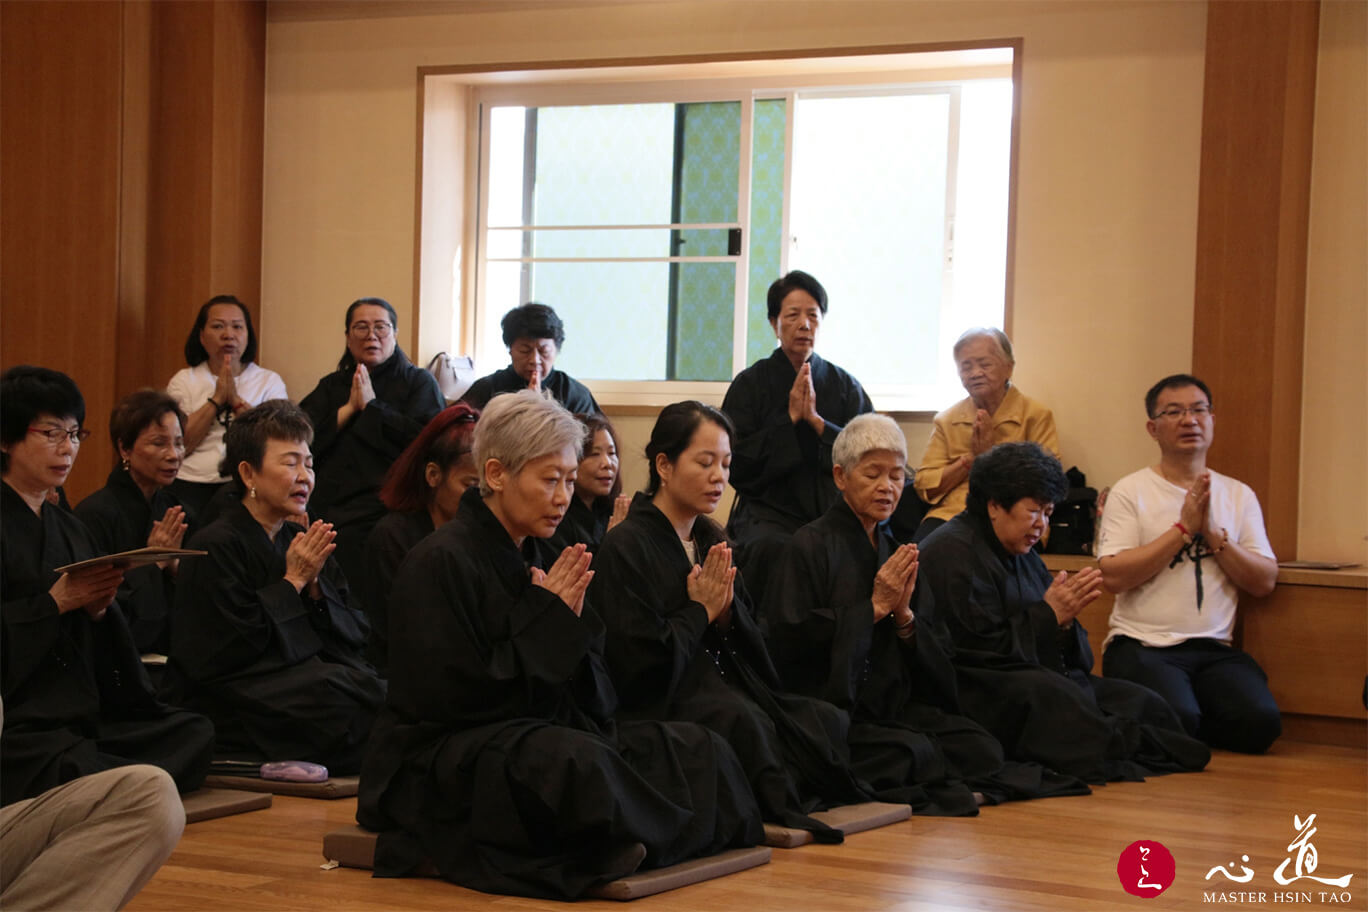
[832, 413, 907, 473]
[473, 389, 583, 496]
[952, 327, 1015, 365]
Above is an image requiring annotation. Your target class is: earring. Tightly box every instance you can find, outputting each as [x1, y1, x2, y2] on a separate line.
[121, 457, 130, 471]
[250, 486, 257, 499]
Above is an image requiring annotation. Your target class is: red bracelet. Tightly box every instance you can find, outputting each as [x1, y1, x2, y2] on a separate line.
[1173, 522, 1192, 545]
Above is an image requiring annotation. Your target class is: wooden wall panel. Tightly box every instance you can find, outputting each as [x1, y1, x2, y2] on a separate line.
[1, 0, 265, 502]
[209, 0, 266, 310]
[144, 2, 217, 391]
[1192, 1, 1319, 559]
[1, 0, 125, 497]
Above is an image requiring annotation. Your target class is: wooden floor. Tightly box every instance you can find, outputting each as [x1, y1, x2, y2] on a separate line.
[129, 741, 1367, 912]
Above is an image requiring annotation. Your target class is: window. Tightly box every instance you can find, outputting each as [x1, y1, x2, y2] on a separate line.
[455, 48, 1016, 410]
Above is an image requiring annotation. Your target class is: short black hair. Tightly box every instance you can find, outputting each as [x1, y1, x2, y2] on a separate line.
[184, 295, 258, 366]
[1, 366, 86, 473]
[965, 441, 1068, 520]
[645, 400, 735, 495]
[500, 302, 565, 349]
[109, 389, 186, 462]
[219, 399, 314, 497]
[338, 297, 400, 372]
[766, 270, 828, 321]
[1144, 374, 1213, 418]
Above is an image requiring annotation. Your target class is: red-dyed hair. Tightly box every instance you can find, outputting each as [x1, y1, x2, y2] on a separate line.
[379, 403, 479, 512]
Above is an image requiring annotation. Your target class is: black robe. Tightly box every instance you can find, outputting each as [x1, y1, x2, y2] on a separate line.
[721, 348, 873, 614]
[165, 499, 385, 773]
[545, 495, 611, 552]
[74, 466, 192, 654]
[299, 348, 444, 573]
[592, 495, 873, 841]
[357, 487, 762, 900]
[360, 509, 434, 676]
[460, 364, 599, 415]
[917, 512, 1211, 783]
[0, 483, 213, 806]
[768, 500, 1090, 810]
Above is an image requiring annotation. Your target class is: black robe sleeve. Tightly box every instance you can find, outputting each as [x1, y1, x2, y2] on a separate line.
[590, 525, 710, 712]
[767, 525, 875, 711]
[173, 519, 324, 680]
[722, 362, 808, 496]
[1, 495, 68, 700]
[386, 519, 596, 728]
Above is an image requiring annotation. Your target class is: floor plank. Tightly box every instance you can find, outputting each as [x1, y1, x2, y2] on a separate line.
[128, 741, 1367, 910]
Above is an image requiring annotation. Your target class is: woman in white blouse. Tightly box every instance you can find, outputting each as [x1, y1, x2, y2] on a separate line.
[166, 295, 286, 520]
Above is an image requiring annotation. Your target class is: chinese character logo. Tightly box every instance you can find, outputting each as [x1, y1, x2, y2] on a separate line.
[1118, 840, 1176, 898]
[1273, 814, 1354, 888]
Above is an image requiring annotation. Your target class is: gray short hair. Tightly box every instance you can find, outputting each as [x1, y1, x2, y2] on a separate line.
[952, 327, 1015, 365]
[833, 413, 907, 473]
[473, 389, 584, 496]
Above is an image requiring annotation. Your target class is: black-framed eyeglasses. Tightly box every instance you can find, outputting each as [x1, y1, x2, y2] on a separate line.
[27, 425, 91, 446]
[349, 321, 393, 338]
[1151, 405, 1212, 421]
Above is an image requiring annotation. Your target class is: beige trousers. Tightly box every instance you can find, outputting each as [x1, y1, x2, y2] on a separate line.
[0, 765, 185, 911]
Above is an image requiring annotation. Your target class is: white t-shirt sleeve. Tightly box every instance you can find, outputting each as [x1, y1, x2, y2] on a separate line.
[1226, 479, 1276, 561]
[1096, 474, 1144, 558]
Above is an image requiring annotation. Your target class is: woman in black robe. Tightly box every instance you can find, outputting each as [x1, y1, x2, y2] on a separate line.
[721, 271, 873, 613]
[166, 400, 384, 773]
[357, 390, 762, 899]
[74, 390, 192, 656]
[592, 401, 873, 842]
[917, 442, 1210, 783]
[299, 297, 445, 572]
[768, 415, 1089, 811]
[0, 366, 213, 806]
[362, 403, 480, 675]
[546, 412, 629, 552]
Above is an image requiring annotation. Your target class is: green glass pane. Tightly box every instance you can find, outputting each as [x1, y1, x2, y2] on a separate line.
[671, 261, 736, 382]
[747, 98, 786, 367]
[678, 102, 741, 225]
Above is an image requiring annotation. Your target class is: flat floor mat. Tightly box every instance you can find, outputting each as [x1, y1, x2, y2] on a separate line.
[182, 787, 272, 823]
[762, 801, 912, 848]
[321, 826, 771, 899]
[201, 774, 359, 799]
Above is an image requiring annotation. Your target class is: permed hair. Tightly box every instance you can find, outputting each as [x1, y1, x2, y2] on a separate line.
[645, 400, 735, 495]
[952, 327, 1015, 365]
[766, 270, 829, 321]
[337, 297, 400, 372]
[1144, 373, 1213, 419]
[965, 441, 1067, 521]
[379, 403, 480, 512]
[219, 399, 315, 497]
[473, 389, 583, 496]
[184, 295, 259, 367]
[1, 366, 86, 473]
[500, 302, 566, 350]
[832, 413, 907, 473]
[109, 389, 186, 465]
[577, 412, 624, 500]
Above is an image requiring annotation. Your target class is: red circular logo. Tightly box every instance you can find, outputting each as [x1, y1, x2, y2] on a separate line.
[1116, 840, 1175, 898]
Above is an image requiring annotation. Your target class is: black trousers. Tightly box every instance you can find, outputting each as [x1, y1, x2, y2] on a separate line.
[1103, 636, 1281, 754]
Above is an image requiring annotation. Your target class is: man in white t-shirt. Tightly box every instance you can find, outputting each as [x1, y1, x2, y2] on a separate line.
[1097, 374, 1281, 754]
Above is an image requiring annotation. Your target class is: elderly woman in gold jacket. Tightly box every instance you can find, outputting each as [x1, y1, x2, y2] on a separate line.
[912, 328, 1058, 541]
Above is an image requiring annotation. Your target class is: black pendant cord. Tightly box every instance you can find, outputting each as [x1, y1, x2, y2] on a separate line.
[1168, 532, 1214, 611]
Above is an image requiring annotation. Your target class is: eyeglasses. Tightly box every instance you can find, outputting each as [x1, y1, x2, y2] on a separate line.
[349, 321, 393, 338]
[28, 425, 91, 446]
[1152, 405, 1213, 421]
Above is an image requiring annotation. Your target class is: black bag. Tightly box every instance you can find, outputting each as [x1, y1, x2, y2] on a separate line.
[1045, 466, 1097, 555]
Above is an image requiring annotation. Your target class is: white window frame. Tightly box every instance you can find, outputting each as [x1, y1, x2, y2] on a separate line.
[463, 62, 1012, 410]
